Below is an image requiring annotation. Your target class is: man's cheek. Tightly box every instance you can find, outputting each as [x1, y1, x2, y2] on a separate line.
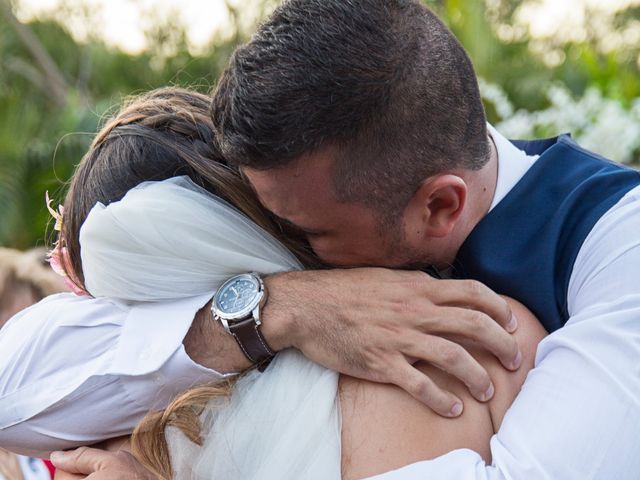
[310, 243, 376, 267]
[309, 240, 354, 266]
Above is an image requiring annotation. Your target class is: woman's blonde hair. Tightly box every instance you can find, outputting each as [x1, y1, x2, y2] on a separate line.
[133, 381, 239, 479]
[55, 87, 321, 479]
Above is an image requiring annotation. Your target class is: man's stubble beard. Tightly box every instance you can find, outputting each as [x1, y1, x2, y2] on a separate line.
[379, 215, 441, 272]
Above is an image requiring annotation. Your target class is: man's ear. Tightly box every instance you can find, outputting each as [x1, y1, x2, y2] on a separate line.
[406, 174, 467, 238]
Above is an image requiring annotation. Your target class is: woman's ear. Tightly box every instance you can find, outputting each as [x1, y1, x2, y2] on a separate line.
[405, 174, 467, 239]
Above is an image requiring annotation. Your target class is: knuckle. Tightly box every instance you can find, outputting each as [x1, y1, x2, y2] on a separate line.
[409, 378, 432, 401]
[361, 345, 395, 376]
[466, 280, 488, 299]
[74, 446, 90, 459]
[438, 343, 464, 365]
[499, 297, 512, 321]
[73, 446, 94, 466]
[391, 298, 418, 317]
[395, 333, 417, 352]
[405, 271, 431, 291]
[467, 310, 490, 332]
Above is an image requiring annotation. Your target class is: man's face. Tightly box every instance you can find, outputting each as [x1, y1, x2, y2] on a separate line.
[243, 149, 427, 268]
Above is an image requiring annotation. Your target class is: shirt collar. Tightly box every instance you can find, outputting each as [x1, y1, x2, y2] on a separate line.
[487, 123, 539, 212]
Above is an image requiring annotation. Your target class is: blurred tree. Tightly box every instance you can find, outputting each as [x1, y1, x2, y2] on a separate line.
[0, 0, 638, 249]
[0, 0, 245, 248]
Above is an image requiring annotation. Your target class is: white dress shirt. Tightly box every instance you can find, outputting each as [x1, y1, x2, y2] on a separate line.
[0, 293, 222, 458]
[1, 126, 639, 479]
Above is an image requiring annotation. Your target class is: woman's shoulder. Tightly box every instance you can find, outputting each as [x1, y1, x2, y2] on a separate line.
[482, 297, 547, 430]
[339, 297, 546, 479]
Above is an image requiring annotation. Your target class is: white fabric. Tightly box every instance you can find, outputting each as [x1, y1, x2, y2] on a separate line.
[80, 176, 300, 302]
[0, 292, 217, 458]
[60, 176, 341, 478]
[0, 130, 638, 480]
[169, 350, 341, 480]
[486, 123, 538, 211]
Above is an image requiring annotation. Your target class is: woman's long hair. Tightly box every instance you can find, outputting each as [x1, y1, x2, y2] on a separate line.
[56, 87, 320, 479]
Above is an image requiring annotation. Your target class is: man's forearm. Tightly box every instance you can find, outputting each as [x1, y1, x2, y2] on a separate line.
[183, 300, 253, 373]
[183, 268, 520, 418]
[182, 273, 297, 373]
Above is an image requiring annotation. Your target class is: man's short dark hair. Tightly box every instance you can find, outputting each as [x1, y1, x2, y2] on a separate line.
[212, 0, 490, 224]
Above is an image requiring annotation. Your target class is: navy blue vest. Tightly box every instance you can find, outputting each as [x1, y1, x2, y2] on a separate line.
[455, 135, 640, 333]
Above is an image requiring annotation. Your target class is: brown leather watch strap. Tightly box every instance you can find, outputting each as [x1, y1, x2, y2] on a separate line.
[229, 317, 275, 369]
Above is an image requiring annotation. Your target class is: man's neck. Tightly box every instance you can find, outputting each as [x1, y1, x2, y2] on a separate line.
[436, 135, 499, 268]
[470, 133, 500, 223]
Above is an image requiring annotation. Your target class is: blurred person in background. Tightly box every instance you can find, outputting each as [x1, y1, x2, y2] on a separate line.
[0, 247, 65, 480]
[0, 248, 66, 328]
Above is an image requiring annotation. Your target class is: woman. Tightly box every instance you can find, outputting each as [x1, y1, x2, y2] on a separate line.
[51, 87, 545, 479]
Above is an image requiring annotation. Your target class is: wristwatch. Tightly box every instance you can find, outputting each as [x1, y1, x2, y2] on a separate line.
[211, 273, 275, 369]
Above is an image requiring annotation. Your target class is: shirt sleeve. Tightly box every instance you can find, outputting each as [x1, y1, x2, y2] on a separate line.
[0, 292, 227, 458]
[367, 186, 640, 480]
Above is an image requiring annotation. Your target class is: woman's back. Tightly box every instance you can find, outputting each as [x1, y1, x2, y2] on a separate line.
[340, 298, 546, 479]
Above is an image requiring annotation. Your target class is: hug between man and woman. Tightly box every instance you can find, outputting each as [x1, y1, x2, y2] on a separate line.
[0, 1, 639, 479]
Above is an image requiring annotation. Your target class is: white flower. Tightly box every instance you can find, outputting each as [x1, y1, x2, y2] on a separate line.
[481, 79, 640, 164]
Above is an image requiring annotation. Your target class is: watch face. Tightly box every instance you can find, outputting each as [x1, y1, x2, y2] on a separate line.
[215, 275, 261, 317]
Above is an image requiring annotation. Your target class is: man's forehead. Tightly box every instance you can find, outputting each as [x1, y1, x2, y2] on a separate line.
[241, 156, 367, 234]
[242, 153, 337, 202]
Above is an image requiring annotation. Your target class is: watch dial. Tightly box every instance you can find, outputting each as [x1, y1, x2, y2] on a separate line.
[217, 278, 259, 314]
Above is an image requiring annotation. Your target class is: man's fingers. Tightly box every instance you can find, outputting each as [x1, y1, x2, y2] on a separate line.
[424, 306, 522, 371]
[389, 359, 464, 417]
[405, 335, 495, 402]
[428, 279, 517, 332]
[51, 448, 103, 475]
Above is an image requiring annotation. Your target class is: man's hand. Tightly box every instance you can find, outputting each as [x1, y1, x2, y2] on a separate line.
[50, 448, 154, 480]
[262, 268, 522, 417]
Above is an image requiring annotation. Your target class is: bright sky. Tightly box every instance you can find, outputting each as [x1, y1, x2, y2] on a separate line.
[517, 0, 640, 39]
[15, 0, 640, 54]
[15, 0, 266, 54]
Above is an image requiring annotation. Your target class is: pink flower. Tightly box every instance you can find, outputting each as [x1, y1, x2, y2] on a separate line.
[48, 245, 66, 277]
[47, 245, 89, 297]
[45, 192, 88, 297]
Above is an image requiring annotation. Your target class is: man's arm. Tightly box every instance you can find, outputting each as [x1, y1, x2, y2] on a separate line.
[189, 268, 521, 417]
[1, 269, 518, 456]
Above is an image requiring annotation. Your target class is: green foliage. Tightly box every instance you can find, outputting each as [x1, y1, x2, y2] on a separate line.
[0, 0, 638, 249]
[0, 3, 241, 249]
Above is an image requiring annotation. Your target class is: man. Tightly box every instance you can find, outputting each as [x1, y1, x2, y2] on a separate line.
[3, 1, 640, 478]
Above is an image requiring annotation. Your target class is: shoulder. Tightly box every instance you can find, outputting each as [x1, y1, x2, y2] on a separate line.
[569, 185, 640, 314]
[477, 297, 546, 430]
